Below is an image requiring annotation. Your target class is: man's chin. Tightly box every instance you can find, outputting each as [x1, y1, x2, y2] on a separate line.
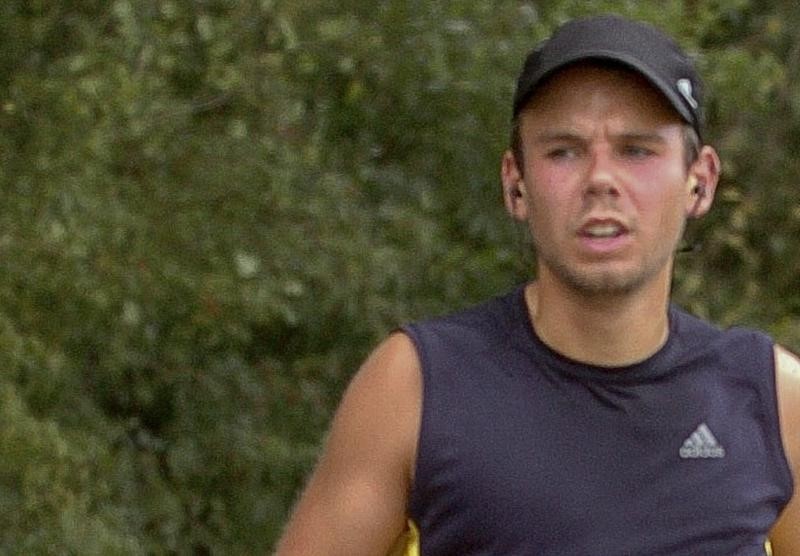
[547, 264, 657, 296]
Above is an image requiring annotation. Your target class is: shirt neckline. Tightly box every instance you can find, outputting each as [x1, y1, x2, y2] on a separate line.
[510, 284, 682, 384]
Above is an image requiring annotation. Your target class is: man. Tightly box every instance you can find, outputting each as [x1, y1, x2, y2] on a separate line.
[277, 15, 799, 555]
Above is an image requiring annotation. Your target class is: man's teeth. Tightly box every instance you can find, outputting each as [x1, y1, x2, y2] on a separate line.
[585, 224, 621, 238]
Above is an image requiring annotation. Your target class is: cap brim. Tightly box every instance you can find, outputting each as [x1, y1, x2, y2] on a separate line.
[516, 50, 695, 128]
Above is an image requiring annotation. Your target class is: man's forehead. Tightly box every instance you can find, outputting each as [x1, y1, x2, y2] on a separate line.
[525, 61, 672, 107]
[519, 62, 686, 127]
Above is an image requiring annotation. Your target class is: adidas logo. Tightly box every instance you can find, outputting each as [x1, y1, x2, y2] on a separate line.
[679, 423, 725, 459]
[677, 78, 699, 110]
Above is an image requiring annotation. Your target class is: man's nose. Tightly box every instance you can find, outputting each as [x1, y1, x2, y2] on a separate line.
[584, 149, 621, 198]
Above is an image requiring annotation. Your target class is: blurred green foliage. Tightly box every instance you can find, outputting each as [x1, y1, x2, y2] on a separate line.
[0, 0, 798, 551]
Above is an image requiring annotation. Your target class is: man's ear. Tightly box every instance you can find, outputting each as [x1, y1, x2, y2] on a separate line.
[685, 145, 721, 219]
[501, 150, 529, 221]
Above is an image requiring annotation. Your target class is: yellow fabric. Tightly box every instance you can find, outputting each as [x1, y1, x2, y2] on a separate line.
[765, 539, 772, 556]
[387, 519, 420, 556]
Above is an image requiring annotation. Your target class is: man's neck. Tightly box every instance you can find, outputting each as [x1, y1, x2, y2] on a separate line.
[524, 275, 671, 368]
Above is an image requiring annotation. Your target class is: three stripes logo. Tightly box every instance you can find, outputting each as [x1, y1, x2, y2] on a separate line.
[679, 423, 725, 459]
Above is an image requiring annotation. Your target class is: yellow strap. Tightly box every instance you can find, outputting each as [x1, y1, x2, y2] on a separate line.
[765, 539, 773, 556]
[387, 519, 420, 556]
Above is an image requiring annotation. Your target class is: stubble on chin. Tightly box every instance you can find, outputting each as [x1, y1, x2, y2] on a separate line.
[532, 243, 677, 297]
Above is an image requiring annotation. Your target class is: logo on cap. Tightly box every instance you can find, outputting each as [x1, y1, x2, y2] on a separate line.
[677, 78, 698, 110]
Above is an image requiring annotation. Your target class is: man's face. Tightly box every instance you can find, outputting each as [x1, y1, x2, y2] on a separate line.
[507, 64, 704, 296]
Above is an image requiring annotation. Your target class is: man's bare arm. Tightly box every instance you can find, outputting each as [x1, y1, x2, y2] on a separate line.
[275, 332, 422, 555]
[770, 345, 800, 554]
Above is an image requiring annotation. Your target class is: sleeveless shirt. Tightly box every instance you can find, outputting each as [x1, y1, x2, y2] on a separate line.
[401, 286, 793, 555]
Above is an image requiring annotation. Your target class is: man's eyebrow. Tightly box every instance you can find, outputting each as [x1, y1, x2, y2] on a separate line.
[531, 132, 585, 144]
[530, 130, 670, 144]
[615, 132, 668, 143]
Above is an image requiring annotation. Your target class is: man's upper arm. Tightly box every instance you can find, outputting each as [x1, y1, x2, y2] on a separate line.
[275, 332, 422, 556]
[770, 344, 800, 553]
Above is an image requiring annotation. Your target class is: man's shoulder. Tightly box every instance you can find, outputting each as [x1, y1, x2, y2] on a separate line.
[410, 286, 523, 329]
[670, 304, 774, 348]
[398, 286, 525, 360]
[402, 287, 522, 340]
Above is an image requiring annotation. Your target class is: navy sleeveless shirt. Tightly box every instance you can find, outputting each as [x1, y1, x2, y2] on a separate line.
[401, 286, 793, 555]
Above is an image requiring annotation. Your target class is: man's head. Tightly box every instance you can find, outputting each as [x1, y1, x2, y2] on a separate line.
[513, 16, 704, 135]
[510, 15, 705, 173]
[500, 15, 721, 295]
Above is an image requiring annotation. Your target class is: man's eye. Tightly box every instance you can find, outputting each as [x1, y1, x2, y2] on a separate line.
[547, 147, 578, 159]
[622, 145, 654, 158]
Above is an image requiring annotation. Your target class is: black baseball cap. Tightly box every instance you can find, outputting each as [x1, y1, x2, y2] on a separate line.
[512, 15, 704, 137]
